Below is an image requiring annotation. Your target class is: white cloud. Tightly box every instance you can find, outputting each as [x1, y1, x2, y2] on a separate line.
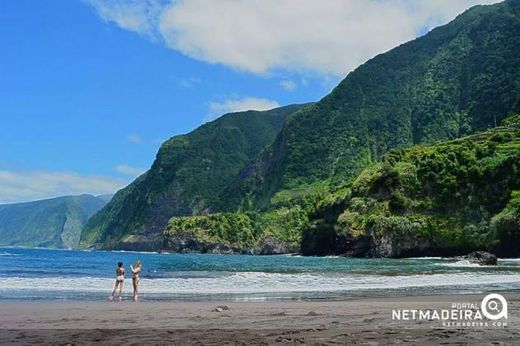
[0, 170, 128, 204]
[126, 134, 143, 143]
[280, 80, 297, 91]
[206, 96, 280, 122]
[86, 0, 499, 76]
[84, 0, 164, 38]
[114, 164, 147, 176]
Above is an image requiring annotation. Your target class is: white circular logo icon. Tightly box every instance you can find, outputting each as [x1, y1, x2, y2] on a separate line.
[481, 294, 508, 320]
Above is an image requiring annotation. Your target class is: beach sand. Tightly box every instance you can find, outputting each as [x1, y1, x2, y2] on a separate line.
[0, 294, 518, 344]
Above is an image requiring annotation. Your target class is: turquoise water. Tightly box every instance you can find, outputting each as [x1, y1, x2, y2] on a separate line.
[1, 247, 520, 301]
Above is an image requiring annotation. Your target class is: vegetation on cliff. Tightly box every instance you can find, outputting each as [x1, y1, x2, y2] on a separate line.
[164, 206, 308, 254]
[301, 122, 520, 257]
[83, 0, 520, 255]
[223, 0, 520, 211]
[81, 104, 310, 249]
[163, 120, 520, 256]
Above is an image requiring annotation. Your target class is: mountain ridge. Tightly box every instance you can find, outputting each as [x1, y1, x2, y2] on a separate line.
[0, 194, 109, 248]
[221, 0, 520, 211]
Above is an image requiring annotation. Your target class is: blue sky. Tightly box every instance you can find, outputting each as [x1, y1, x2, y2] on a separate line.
[0, 0, 499, 203]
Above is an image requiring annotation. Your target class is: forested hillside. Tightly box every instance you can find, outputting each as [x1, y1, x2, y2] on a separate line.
[83, 0, 520, 255]
[222, 0, 520, 211]
[302, 120, 520, 257]
[81, 104, 309, 249]
[164, 119, 520, 257]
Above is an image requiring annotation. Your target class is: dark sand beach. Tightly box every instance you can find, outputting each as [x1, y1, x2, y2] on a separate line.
[0, 294, 518, 344]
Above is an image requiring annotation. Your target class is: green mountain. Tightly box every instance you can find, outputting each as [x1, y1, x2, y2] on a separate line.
[0, 194, 109, 248]
[222, 0, 520, 211]
[301, 121, 520, 257]
[163, 122, 520, 257]
[83, 0, 520, 255]
[81, 104, 310, 250]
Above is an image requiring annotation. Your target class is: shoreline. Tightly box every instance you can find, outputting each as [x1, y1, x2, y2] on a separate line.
[4, 246, 520, 259]
[1, 293, 518, 344]
[2, 288, 518, 303]
[0, 291, 515, 305]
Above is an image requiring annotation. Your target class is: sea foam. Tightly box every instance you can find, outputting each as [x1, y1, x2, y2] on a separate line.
[1, 271, 519, 296]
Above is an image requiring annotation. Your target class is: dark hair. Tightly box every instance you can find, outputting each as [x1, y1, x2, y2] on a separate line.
[118, 262, 123, 267]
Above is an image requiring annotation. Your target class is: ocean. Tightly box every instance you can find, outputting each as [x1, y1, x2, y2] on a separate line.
[1, 247, 519, 301]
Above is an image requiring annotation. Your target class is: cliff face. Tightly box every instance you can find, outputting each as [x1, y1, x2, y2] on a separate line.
[301, 124, 520, 258]
[163, 123, 520, 257]
[0, 194, 108, 248]
[80, 104, 310, 250]
[224, 0, 520, 211]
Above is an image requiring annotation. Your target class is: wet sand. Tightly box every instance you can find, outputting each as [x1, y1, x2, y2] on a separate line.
[0, 294, 518, 344]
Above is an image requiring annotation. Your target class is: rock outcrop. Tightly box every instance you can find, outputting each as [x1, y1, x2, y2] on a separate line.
[462, 251, 497, 265]
[252, 236, 294, 255]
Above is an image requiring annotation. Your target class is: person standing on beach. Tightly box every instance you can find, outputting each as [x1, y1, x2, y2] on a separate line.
[131, 260, 142, 301]
[109, 262, 125, 302]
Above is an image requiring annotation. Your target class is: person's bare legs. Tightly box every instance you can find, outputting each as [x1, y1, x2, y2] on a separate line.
[118, 281, 124, 301]
[109, 280, 119, 301]
[132, 279, 139, 301]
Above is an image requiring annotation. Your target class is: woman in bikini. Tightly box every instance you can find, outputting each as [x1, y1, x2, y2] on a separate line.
[109, 262, 125, 302]
[131, 260, 142, 301]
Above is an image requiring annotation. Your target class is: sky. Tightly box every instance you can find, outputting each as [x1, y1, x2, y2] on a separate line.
[0, 0, 500, 204]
